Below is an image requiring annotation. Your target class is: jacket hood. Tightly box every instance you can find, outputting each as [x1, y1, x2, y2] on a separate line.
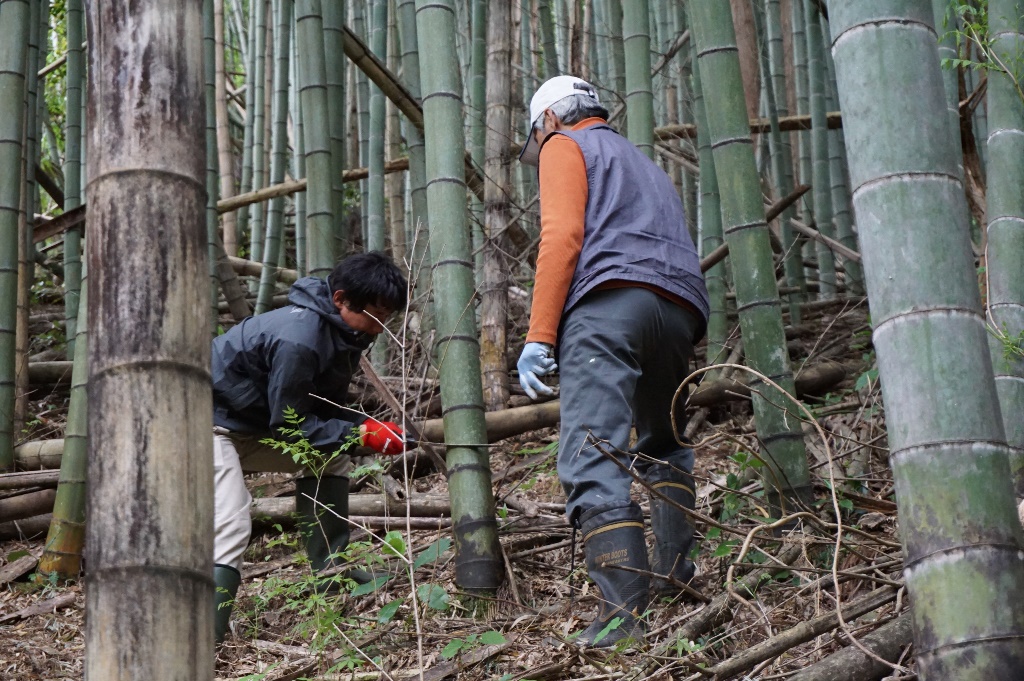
[288, 276, 372, 346]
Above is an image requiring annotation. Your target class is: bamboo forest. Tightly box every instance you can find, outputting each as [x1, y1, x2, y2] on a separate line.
[2, 0, 1024, 678]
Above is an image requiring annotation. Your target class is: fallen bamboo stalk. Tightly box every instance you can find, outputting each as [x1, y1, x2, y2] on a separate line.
[787, 613, 913, 681]
[252, 493, 451, 519]
[0, 488, 56, 522]
[789, 218, 862, 262]
[0, 514, 51, 541]
[655, 111, 843, 140]
[705, 586, 899, 680]
[0, 469, 60, 490]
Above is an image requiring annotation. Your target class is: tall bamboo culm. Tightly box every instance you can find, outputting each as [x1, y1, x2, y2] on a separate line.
[689, 0, 812, 512]
[63, 0, 84, 357]
[480, 0, 511, 412]
[295, 0, 335, 276]
[249, 0, 270, 281]
[804, 0, 836, 299]
[691, 39, 728, 365]
[0, 0, 31, 472]
[537, 0, 560, 78]
[931, 0, 965, 177]
[322, 0, 348, 254]
[215, 0, 238, 255]
[85, 0, 213, 675]
[986, 0, 1024, 494]
[205, 0, 223, 322]
[415, 0, 502, 592]
[791, 0, 815, 277]
[622, 0, 654, 157]
[829, 3, 1024, 676]
[256, 0, 293, 314]
[367, 0, 388, 252]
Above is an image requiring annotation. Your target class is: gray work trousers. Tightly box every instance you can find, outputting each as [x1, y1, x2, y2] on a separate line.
[557, 287, 699, 524]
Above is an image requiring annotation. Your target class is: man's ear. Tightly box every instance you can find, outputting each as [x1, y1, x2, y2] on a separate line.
[332, 289, 347, 314]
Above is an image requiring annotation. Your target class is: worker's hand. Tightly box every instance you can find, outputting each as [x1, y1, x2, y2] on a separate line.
[359, 419, 407, 455]
[517, 342, 557, 400]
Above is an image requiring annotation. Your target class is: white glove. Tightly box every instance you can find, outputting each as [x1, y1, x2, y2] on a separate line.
[517, 342, 557, 400]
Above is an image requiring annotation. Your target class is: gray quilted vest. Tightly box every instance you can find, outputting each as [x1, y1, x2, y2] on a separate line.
[549, 123, 709, 338]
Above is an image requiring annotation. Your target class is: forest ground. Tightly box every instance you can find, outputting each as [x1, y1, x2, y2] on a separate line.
[0, 296, 914, 681]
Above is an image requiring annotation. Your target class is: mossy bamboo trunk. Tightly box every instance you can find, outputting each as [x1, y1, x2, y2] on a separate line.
[415, 0, 502, 592]
[256, 0, 292, 314]
[480, 0, 511, 412]
[84, 0, 214, 675]
[691, 39, 728, 365]
[986, 0, 1024, 494]
[295, 0, 335, 276]
[804, 0, 835, 299]
[690, 0, 811, 512]
[63, 0, 84, 357]
[829, 3, 1024, 676]
[0, 0, 31, 472]
[622, 0, 654, 157]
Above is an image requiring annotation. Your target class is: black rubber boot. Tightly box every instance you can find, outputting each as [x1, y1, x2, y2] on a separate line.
[647, 464, 697, 597]
[214, 564, 241, 644]
[295, 475, 351, 573]
[577, 503, 650, 648]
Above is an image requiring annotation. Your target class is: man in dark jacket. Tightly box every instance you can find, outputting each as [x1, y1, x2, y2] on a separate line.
[517, 76, 710, 647]
[212, 251, 408, 642]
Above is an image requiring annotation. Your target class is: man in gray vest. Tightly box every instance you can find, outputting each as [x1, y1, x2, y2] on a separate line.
[517, 75, 710, 647]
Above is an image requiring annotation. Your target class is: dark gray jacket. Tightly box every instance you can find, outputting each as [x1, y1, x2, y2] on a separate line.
[553, 123, 710, 341]
[211, 277, 372, 451]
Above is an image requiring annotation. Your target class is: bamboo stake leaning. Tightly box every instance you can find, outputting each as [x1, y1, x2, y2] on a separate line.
[84, 0, 214, 674]
[829, 2, 1024, 675]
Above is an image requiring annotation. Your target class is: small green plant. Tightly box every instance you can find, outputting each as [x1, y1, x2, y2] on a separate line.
[440, 630, 507, 659]
[988, 322, 1024, 363]
[259, 407, 361, 478]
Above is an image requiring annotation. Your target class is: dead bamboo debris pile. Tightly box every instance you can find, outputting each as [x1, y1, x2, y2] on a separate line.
[0, 299, 914, 679]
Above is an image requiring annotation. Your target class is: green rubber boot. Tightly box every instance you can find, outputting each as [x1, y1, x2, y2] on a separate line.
[214, 564, 241, 644]
[295, 475, 351, 573]
[577, 503, 650, 648]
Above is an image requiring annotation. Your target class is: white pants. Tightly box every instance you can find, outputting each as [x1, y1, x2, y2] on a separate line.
[213, 427, 353, 570]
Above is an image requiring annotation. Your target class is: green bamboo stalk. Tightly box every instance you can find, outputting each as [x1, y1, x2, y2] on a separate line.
[592, 0, 608, 86]
[386, 1, 406, 264]
[689, 0, 812, 512]
[256, 0, 292, 314]
[986, 0, 1024, 495]
[415, 0, 502, 592]
[249, 0, 269, 277]
[367, 0, 388, 252]
[396, 0, 431, 329]
[829, 3, 1024, 676]
[607, 0, 625, 98]
[238, 0, 264, 256]
[354, 0, 370, 242]
[63, 0, 83, 358]
[537, 0, 560, 78]
[623, 0, 654, 157]
[292, 24, 307, 276]
[37, 272, 87, 579]
[820, 17, 863, 296]
[215, 0, 239, 256]
[468, 0, 486, 278]
[205, 0, 223, 323]
[0, 0, 30, 472]
[764, 0, 806, 316]
[555, 0, 569, 73]
[675, 4, 698, 245]
[804, 0, 835, 299]
[691, 40, 728, 365]
[518, 0, 538, 240]
[295, 0, 335, 277]
[85, 0, 213, 673]
[322, 0, 348, 255]
[791, 0, 815, 278]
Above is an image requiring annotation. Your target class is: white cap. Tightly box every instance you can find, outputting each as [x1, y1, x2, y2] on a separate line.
[518, 75, 600, 166]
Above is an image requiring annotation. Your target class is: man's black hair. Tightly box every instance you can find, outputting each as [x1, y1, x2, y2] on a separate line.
[327, 251, 408, 312]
